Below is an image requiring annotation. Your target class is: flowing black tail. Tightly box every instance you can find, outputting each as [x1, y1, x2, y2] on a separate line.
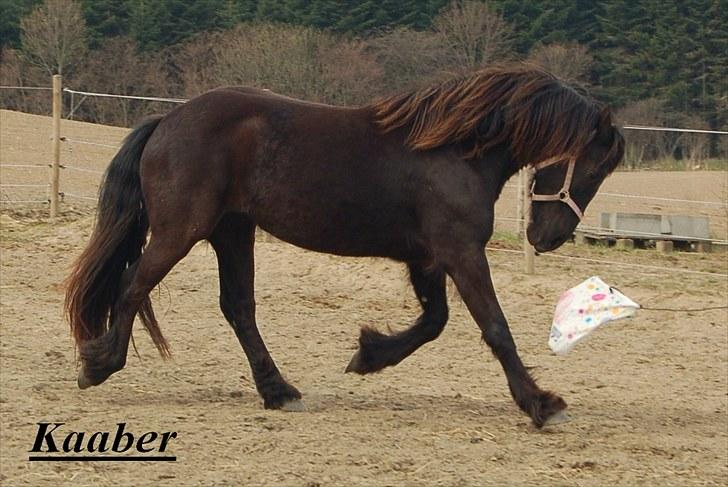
[65, 115, 170, 357]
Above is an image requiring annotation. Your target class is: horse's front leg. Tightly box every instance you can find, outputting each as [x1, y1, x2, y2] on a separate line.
[445, 247, 567, 428]
[345, 263, 448, 374]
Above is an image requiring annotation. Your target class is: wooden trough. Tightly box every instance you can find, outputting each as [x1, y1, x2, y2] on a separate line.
[574, 212, 713, 253]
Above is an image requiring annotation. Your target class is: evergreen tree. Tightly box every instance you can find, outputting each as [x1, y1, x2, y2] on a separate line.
[3, 0, 725, 135]
[82, 0, 132, 48]
[255, 0, 296, 23]
[0, 0, 41, 48]
[128, 0, 230, 50]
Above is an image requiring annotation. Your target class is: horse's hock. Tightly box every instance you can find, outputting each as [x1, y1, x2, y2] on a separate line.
[575, 212, 713, 253]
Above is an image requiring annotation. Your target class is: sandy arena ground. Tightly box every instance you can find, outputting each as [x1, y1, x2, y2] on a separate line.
[1, 110, 727, 486]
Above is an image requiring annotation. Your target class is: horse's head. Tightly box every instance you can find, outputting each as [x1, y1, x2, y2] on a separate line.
[527, 107, 624, 252]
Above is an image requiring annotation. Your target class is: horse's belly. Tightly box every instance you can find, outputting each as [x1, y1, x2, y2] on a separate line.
[253, 203, 422, 260]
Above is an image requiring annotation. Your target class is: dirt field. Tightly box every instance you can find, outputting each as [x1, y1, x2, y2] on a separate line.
[1, 110, 727, 486]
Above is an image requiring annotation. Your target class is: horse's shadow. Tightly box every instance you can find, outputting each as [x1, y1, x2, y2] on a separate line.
[95, 380, 509, 419]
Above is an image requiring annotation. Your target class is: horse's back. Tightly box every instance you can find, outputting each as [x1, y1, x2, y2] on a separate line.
[139, 88, 426, 259]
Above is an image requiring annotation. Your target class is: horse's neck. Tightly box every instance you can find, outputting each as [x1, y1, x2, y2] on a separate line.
[476, 146, 518, 196]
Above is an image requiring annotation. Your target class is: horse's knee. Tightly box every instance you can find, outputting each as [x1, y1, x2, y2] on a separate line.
[482, 320, 516, 355]
[219, 294, 254, 330]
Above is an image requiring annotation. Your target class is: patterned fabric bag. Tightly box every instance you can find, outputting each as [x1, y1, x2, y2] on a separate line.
[549, 276, 639, 355]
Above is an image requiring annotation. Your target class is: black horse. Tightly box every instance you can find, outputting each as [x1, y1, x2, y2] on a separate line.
[66, 65, 624, 428]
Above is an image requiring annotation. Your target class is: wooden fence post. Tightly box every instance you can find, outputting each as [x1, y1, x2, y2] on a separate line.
[523, 167, 535, 274]
[50, 74, 62, 218]
[516, 169, 524, 237]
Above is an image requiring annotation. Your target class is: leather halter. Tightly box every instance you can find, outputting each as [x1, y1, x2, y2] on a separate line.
[530, 154, 583, 220]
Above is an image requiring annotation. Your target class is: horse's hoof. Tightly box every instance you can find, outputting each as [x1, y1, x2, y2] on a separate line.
[77, 367, 93, 390]
[543, 409, 571, 426]
[77, 365, 109, 389]
[279, 398, 307, 412]
[345, 350, 363, 374]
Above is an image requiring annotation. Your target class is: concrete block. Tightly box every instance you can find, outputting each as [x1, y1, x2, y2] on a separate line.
[656, 240, 674, 253]
[616, 238, 635, 250]
[600, 212, 710, 240]
[694, 241, 712, 253]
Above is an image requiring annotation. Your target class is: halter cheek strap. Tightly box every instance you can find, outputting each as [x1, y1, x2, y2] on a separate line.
[530, 155, 584, 220]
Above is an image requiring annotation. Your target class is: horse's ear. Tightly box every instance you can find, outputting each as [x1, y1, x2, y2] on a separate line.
[596, 106, 615, 143]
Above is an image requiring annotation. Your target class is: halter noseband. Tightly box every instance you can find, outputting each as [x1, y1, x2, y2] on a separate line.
[530, 154, 583, 220]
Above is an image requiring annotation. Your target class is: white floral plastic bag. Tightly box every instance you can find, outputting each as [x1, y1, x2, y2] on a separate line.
[548, 276, 639, 355]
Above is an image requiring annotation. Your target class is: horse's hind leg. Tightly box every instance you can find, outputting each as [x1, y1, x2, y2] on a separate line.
[209, 214, 303, 411]
[346, 263, 448, 374]
[78, 232, 196, 388]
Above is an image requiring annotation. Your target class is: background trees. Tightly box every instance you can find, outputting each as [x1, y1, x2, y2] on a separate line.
[19, 0, 87, 76]
[525, 43, 592, 84]
[1, 0, 725, 164]
[433, 0, 513, 73]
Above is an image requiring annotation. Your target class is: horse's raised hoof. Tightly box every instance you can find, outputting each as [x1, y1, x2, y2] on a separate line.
[345, 350, 364, 374]
[77, 370, 93, 390]
[543, 409, 571, 426]
[345, 348, 383, 374]
[345, 330, 392, 374]
[77, 366, 104, 389]
[279, 398, 307, 412]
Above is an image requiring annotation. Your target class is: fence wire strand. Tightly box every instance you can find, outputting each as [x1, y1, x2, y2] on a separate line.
[0, 85, 52, 91]
[0, 199, 48, 204]
[0, 164, 47, 169]
[62, 165, 105, 175]
[621, 124, 728, 135]
[62, 137, 120, 149]
[0, 184, 48, 188]
[485, 246, 728, 278]
[596, 191, 727, 207]
[62, 88, 187, 104]
[62, 192, 97, 201]
[2, 84, 727, 282]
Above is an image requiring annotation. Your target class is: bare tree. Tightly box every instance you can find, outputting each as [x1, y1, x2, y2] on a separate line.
[319, 38, 384, 104]
[680, 114, 710, 168]
[617, 98, 683, 168]
[179, 23, 382, 106]
[20, 0, 87, 76]
[719, 130, 728, 162]
[0, 47, 48, 114]
[433, 0, 513, 73]
[526, 42, 593, 84]
[367, 27, 448, 93]
[75, 38, 148, 125]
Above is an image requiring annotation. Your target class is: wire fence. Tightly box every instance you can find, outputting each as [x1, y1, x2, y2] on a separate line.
[0, 85, 52, 91]
[2, 84, 727, 279]
[621, 124, 728, 135]
[63, 87, 187, 104]
[484, 246, 728, 278]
